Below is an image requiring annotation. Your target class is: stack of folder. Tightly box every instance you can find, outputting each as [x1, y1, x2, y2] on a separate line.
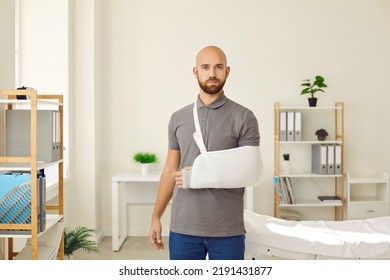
[280, 111, 301, 141]
[311, 144, 342, 175]
[6, 110, 61, 162]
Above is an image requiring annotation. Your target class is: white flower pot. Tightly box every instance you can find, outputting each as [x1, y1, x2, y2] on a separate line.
[141, 163, 151, 175]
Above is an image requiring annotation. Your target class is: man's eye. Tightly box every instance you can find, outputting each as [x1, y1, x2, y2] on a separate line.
[201, 66, 209, 70]
[217, 65, 224, 70]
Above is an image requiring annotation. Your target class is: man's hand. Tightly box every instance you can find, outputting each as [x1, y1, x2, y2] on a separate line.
[174, 166, 192, 188]
[149, 217, 165, 250]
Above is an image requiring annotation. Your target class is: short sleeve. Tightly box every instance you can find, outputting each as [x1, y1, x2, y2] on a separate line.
[238, 110, 260, 147]
[168, 113, 180, 150]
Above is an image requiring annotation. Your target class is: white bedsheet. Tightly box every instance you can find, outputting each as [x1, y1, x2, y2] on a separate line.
[244, 210, 390, 259]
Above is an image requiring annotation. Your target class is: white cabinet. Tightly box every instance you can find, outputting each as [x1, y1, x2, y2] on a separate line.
[274, 102, 345, 221]
[345, 172, 389, 219]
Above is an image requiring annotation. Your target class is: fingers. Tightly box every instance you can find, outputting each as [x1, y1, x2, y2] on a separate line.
[149, 220, 165, 250]
[175, 166, 192, 189]
[174, 170, 183, 188]
[150, 231, 164, 250]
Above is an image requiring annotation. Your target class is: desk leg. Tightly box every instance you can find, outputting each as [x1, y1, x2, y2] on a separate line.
[112, 181, 127, 251]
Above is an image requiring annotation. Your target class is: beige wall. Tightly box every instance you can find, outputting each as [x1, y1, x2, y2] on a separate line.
[96, 0, 390, 235]
[0, 0, 15, 89]
[3, 0, 390, 238]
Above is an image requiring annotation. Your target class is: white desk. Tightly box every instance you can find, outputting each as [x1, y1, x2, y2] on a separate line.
[111, 171, 254, 251]
[111, 171, 161, 251]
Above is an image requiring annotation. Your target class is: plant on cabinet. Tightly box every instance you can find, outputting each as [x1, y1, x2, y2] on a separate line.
[132, 152, 158, 174]
[315, 128, 329, 141]
[300, 75, 328, 107]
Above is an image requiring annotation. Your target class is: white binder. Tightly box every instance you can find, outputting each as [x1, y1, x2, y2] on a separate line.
[327, 144, 335, 175]
[294, 111, 302, 141]
[335, 144, 342, 174]
[312, 144, 327, 175]
[280, 111, 287, 141]
[287, 111, 295, 141]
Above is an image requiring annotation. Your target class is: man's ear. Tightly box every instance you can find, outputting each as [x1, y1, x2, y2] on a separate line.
[226, 66, 231, 78]
[193, 66, 198, 78]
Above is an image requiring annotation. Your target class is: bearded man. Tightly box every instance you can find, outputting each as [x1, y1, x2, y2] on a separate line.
[149, 46, 260, 260]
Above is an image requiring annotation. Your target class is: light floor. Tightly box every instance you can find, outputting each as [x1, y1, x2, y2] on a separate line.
[72, 236, 252, 260]
[73, 236, 169, 260]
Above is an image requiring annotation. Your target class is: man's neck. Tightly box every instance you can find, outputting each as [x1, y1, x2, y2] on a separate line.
[199, 91, 223, 106]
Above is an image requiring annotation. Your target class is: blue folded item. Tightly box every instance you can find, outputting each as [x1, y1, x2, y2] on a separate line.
[0, 173, 32, 224]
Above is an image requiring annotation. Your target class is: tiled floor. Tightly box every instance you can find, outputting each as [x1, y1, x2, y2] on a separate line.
[72, 236, 169, 260]
[72, 236, 252, 260]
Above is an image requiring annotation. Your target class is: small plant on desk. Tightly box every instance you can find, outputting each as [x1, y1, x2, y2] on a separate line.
[132, 152, 158, 164]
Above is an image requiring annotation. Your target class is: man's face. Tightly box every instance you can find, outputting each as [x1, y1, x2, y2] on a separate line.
[193, 48, 230, 95]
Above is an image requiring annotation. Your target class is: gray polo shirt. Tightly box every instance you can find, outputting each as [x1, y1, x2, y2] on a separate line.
[168, 93, 260, 237]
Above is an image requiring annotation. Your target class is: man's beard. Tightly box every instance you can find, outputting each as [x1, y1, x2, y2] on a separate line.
[198, 78, 226, 95]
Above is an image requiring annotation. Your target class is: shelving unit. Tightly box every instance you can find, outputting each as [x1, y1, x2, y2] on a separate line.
[274, 102, 344, 221]
[345, 172, 389, 219]
[0, 89, 64, 260]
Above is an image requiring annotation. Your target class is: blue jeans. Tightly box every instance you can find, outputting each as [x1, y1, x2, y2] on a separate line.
[169, 231, 245, 260]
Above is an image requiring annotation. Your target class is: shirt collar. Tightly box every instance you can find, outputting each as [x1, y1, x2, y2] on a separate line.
[197, 93, 228, 110]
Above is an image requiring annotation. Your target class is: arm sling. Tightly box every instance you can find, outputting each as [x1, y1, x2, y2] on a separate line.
[182, 99, 266, 189]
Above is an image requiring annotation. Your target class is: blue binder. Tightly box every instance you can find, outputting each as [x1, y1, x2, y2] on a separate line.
[0, 173, 46, 232]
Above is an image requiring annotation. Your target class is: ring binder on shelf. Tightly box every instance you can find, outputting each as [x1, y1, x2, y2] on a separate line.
[6, 110, 61, 162]
[287, 111, 294, 141]
[294, 111, 302, 141]
[312, 144, 328, 175]
[335, 144, 342, 175]
[327, 144, 335, 175]
[280, 111, 287, 141]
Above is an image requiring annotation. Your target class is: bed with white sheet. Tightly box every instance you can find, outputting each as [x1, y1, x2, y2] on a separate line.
[244, 210, 390, 260]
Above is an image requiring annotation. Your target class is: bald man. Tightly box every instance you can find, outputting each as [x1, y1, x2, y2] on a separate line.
[149, 46, 260, 260]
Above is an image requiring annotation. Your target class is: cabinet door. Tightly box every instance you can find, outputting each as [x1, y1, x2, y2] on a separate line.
[349, 203, 388, 219]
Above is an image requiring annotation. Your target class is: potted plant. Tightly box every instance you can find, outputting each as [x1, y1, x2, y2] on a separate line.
[300, 75, 328, 107]
[132, 152, 158, 174]
[315, 128, 329, 141]
[64, 226, 99, 259]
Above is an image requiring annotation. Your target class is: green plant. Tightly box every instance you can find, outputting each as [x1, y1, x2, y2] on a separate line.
[64, 226, 99, 259]
[300, 75, 328, 98]
[133, 152, 158, 164]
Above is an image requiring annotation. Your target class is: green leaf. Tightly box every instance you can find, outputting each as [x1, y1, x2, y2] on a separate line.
[300, 88, 310, 94]
[64, 226, 99, 259]
[133, 152, 158, 164]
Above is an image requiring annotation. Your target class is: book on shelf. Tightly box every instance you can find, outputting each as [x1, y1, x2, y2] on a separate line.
[280, 210, 301, 221]
[284, 177, 295, 204]
[273, 176, 287, 204]
[318, 195, 342, 205]
[273, 176, 295, 204]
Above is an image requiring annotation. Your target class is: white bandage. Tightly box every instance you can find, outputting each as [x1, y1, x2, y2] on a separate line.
[183, 99, 266, 189]
[189, 145, 265, 189]
[181, 168, 192, 189]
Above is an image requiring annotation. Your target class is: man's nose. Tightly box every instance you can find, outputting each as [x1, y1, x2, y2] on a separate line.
[209, 68, 216, 78]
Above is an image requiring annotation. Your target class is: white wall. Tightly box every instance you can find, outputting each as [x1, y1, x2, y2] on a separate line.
[3, 0, 389, 238]
[97, 0, 390, 236]
[18, 0, 72, 224]
[0, 0, 15, 260]
[0, 0, 15, 89]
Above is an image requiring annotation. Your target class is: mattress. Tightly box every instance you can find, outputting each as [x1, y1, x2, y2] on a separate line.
[244, 210, 390, 259]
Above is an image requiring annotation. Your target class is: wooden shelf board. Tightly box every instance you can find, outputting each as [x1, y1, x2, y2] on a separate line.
[0, 214, 63, 238]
